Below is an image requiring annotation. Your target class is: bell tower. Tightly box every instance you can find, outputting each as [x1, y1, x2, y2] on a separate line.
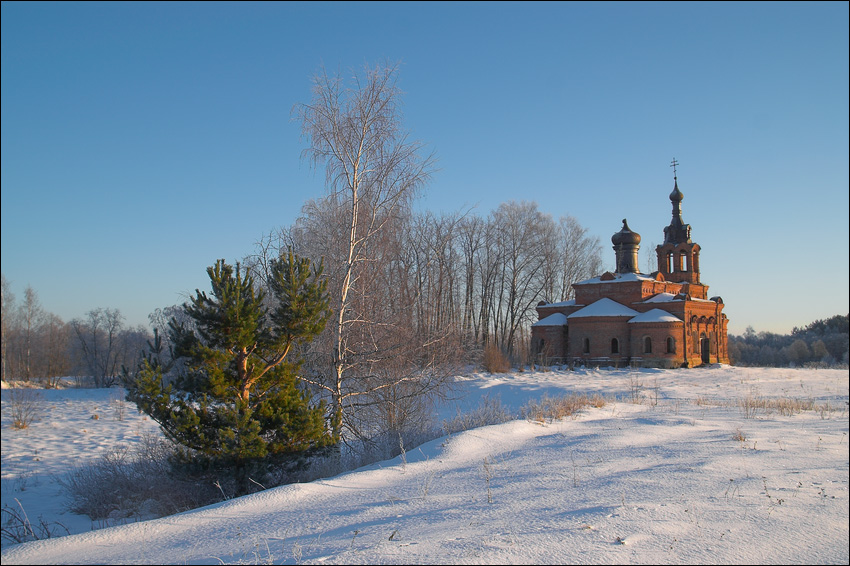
[656, 159, 701, 284]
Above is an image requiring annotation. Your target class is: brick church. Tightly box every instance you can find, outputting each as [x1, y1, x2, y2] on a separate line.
[531, 166, 730, 368]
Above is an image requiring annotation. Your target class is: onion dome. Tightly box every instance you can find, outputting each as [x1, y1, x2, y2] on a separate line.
[663, 176, 691, 245]
[612, 219, 641, 245]
[669, 179, 684, 202]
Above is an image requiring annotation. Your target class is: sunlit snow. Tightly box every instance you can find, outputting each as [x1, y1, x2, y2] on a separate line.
[2, 365, 848, 565]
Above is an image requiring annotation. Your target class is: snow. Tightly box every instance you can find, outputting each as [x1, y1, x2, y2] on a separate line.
[576, 272, 656, 285]
[642, 292, 679, 303]
[2, 366, 848, 565]
[628, 309, 683, 324]
[531, 313, 568, 327]
[540, 299, 577, 308]
[567, 297, 639, 318]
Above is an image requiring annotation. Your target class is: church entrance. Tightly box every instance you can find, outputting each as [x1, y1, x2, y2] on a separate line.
[700, 335, 711, 365]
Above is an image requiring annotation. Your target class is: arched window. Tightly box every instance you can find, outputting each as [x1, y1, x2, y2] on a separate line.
[666, 337, 675, 354]
[536, 339, 545, 355]
[611, 338, 619, 354]
[667, 252, 674, 273]
[583, 337, 590, 354]
[644, 336, 652, 354]
[678, 252, 687, 271]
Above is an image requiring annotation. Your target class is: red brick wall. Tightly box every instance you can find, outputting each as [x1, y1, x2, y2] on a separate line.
[534, 278, 729, 368]
[567, 317, 632, 366]
[532, 325, 567, 361]
[628, 322, 685, 369]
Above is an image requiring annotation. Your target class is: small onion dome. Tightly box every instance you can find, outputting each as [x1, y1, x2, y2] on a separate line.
[669, 179, 684, 202]
[612, 219, 641, 245]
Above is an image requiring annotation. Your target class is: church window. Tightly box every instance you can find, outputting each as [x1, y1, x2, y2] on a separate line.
[611, 338, 619, 354]
[644, 336, 652, 354]
[666, 337, 675, 353]
[583, 338, 590, 354]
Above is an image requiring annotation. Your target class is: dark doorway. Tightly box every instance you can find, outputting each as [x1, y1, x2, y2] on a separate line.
[700, 336, 711, 364]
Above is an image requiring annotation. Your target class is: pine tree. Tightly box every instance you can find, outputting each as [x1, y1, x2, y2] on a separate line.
[127, 253, 332, 489]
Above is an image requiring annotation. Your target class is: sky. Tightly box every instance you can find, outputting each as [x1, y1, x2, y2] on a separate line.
[2, 1, 848, 336]
[2, 365, 848, 563]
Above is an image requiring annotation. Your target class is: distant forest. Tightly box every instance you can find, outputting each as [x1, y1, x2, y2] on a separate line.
[3, 268, 847, 385]
[728, 314, 849, 368]
[0, 276, 150, 386]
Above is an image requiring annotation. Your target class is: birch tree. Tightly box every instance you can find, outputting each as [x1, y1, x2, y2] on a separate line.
[293, 62, 436, 442]
[547, 215, 604, 302]
[19, 286, 45, 381]
[1, 274, 15, 382]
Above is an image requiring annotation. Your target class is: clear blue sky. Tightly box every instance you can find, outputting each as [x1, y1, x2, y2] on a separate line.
[2, 1, 848, 336]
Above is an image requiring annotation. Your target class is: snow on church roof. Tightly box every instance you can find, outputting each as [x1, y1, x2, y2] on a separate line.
[531, 313, 568, 327]
[567, 298, 639, 318]
[628, 309, 683, 324]
[575, 272, 655, 285]
[543, 299, 577, 308]
[642, 292, 679, 303]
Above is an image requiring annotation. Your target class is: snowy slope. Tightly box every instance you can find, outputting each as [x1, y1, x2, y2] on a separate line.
[2, 366, 848, 564]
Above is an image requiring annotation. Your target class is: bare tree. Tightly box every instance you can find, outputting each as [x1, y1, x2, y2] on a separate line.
[489, 201, 553, 357]
[19, 286, 45, 381]
[1, 273, 15, 382]
[405, 211, 465, 342]
[642, 238, 658, 274]
[39, 313, 71, 388]
[552, 215, 604, 301]
[293, 61, 437, 441]
[71, 308, 127, 387]
[1, 278, 73, 384]
[456, 215, 487, 344]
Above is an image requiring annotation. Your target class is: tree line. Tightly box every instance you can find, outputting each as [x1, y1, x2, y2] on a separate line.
[246, 200, 605, 443]
[728, 314, 849, 368]
[1, 275, 150, 387]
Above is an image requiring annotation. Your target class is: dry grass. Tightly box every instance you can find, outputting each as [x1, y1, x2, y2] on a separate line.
[521, 394, 606, 424]
[59, 433, 218, 521]
[1, 499, 69, 545]
[6, 388, 44, 429]
[443, 395, 513, 435]
[695, 395, 723, 407]
[739, 394, 823, 418]
[482, 343, 511, 374]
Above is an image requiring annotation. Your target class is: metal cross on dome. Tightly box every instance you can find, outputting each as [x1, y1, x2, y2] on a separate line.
[670, 158, 679, 180]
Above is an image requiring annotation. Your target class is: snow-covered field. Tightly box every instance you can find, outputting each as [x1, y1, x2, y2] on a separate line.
[2, 365, 848, 565]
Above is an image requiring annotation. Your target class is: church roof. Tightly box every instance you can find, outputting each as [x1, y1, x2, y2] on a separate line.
[567, 298, 639, 319]
[531, 313, 568, 327]
[628, 309, 683, 324]
[543, 299, 577, 308]
[575, 272, 656, 285]
[642, 292, 680, 303]
[663, 177, 692, 245]
[611, 218, 641, 245]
